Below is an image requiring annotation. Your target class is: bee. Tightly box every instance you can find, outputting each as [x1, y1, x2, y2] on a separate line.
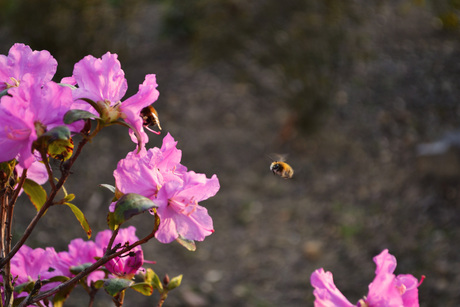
[270, 159, 294, 179]
[140, 105, 162, 135]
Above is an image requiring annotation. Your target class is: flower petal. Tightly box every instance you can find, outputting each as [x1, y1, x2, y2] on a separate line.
[310, 268, 354, 307]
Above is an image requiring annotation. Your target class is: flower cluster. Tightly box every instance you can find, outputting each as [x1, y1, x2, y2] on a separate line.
[311, 249, 424, 307]
[5, 227, 142, 300]
[0, 44, 73, 168]
[113, 133, 220, 243]
[0, 44, 160, 169]
[0, 43, 219, 305]
[61, 52, 160, 146]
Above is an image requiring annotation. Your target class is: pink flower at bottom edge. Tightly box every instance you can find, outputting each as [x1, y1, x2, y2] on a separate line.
[311, 249, 423, 307]
[310, 268, 354, 307]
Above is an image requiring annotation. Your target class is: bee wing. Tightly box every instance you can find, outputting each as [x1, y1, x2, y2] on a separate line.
[269, 153, 288, 162]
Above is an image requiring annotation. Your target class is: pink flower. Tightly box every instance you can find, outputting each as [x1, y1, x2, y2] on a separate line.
[62, 52, 159, 146]
[95, 226, 144, 279]
[113, 133, 219, 244]
[10, 246, 57, 284]
[51, 239, 105, 285]
[8, 245, 61, 300]
[113, 133, 185, 203]
[310, 269, 354, 307]
[0, 77, 74, 168]
[0, 43, 57, 91]
[310, 249, 423, 307]
[105, 249, 144, 279]
[155, 171, 219, 243]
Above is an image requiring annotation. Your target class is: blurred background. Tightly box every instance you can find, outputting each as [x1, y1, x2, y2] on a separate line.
[2, 0, 460, 306]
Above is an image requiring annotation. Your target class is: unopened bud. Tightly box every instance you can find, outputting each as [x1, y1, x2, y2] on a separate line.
[163, 274, 170, 286]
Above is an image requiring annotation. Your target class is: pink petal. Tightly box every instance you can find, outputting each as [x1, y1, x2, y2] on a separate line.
[366, 249, 404, 306]
[396, 274, 421, 307]
[310, 268, 354, 307]
[0, 43, 57, 91]
[71, 52, 127, 103]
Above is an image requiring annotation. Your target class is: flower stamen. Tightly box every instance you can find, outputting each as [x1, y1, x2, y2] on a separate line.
[6, 77, 20, 89]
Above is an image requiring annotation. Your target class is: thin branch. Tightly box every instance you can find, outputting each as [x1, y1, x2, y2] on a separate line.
[0, 188, 8, 257]
[106, 227, 120, 251]
[21, 221, 159, 306]
[39, 149, 56, 191]
[1, 168, 28, 306]
[0, 135, 89, 269]
[7, 168, 27, 208]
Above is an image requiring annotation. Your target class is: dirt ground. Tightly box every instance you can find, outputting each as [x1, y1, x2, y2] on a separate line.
[6, 2, 460, 307]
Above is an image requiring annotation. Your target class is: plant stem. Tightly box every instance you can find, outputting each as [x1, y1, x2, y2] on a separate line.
[107, 227, 120, 251]
[39, 149, 56, 191]
[1, 169, 27, 307]
[20, 218, 159, 306]
[0, 134, 88, 269]
[156, 292, 168, 307]
[87, 287, 98, 307]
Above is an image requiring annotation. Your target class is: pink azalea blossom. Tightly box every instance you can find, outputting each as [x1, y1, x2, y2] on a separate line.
[105, 249, 144, 279]
[62, 52, 159, 146]
[95, 226, 144, 279]
[155, 171, 219, 243]
[9, 245, 61, 300]
[0, 43, 57, 91]
[51, 239, 105, 286]
[113, 133, 219, 243]
[0, 77, 74, 168]
[113, 133, 185, 204]
[310, 249, 423, 307]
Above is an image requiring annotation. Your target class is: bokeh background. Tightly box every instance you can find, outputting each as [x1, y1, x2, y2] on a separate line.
[2, 0, 460, 306]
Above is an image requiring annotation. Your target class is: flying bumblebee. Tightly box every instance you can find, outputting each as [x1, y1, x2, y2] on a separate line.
[270, 159, 294, 179]
[140, 105, 162, 135]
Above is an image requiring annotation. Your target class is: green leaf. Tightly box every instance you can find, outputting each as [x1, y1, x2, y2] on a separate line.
[43, 125, 71, 141]
[70, 263, 93, 275]
[93, 280, 105, 289]
[64, 109, 101, 124]
[64, 202, 92, 238]
[143, 268, 155, 284]
[102, 279, 134, 296]
[166, 275, 183, 291]
[111, 193, 158, 226]
[107, 212, 118, 231]
[130, 282, 154, 296]
[48, 138, 74, 161]
[100, 184, 116, 194]
[176, 235, 196, 252]
[23, 179, 47, 211]
[45, 276, 70, 283]
[150, 270, 163, 292]
[14, 281, 34, 294]
[0, 88, 9, 98]
[79, 98, 102, 114]
[63, 193, 75, 202]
